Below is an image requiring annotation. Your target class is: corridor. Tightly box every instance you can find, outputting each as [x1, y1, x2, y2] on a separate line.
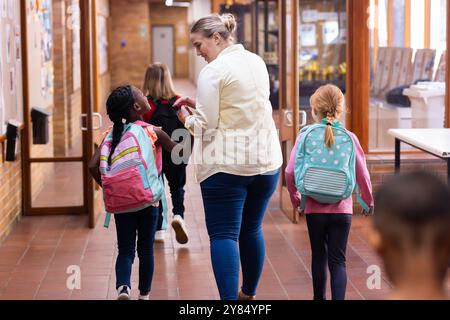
[0, 0, 449, 302]
[0, 177, 397, 300]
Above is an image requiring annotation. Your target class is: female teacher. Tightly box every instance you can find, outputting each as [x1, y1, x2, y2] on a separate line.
[175, 13, 283, 300]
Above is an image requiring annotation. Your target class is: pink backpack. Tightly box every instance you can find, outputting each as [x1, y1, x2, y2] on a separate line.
[99, 122, 164, 214]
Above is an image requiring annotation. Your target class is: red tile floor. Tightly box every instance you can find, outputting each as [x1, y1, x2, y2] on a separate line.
[1, 80, 449, 300]
[0, 167, 396, 300]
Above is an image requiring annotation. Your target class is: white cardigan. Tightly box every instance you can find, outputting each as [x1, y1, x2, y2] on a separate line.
[184, 44, 283, 183]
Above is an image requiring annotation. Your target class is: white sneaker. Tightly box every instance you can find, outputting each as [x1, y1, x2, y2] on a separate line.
[117, 285, 131, 300]
[154, 230, 166, 243]
[171, 215, 189, 244]
[139, 294, 150, 300]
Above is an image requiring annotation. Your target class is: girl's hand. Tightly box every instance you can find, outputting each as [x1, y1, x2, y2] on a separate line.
[174, 96, 196, 109]
[176, 107, 192, 125]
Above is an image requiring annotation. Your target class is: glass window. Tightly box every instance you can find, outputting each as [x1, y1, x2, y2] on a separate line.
[369, 0, 447, 151]
[256, 0, 279, 109]
[298, 0, 347, 125]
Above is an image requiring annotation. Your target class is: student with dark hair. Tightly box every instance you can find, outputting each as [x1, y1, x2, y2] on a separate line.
[89, 85, 177, 300]
[369, 171, 450, 300]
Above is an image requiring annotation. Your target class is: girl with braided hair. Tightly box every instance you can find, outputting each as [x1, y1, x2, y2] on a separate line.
[285, 84, 373, 300]
[89, 85, 178, 300]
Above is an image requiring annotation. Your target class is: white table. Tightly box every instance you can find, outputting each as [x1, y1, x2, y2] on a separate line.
[388, 129, 450, 181]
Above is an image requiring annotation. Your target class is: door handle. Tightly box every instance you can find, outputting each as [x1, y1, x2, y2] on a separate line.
[92, 113, 103, 131]
[80, 113, 103, 131]
[80, 114, 88, 131]
[299, 111, 307, 127]
[285, 110, 308, 128]
[284, 110, 294, 127]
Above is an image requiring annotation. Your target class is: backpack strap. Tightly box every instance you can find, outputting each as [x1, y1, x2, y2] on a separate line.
[159, 175, 169, 230]
[355, 185, 370, 214]
[104, 212, 111, 229]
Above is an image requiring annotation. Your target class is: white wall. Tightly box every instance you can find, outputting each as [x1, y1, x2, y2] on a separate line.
[188, 0, 211, 83]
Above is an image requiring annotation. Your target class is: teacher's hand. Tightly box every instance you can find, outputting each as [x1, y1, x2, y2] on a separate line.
[176, 107, 192, 125]
[174, 96, 196, 109]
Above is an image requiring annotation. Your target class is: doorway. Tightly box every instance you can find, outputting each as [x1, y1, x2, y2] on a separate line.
[152, 25, 175, 76]
[20, 0, 99, 227]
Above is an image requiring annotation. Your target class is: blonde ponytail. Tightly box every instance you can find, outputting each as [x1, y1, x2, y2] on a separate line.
[310, 84, 345, 149]
[324, 115, 335, 149]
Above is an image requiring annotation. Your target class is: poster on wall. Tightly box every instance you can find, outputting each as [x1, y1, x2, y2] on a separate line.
[6, 24, 11, 64]
[322, 21, 339, 45]
[37, 0, 53, 98]
[71, 0, 81, 91]
[15, 24, 21, 61]
[1, 0, 6, 18]
[300, 24, 317, 47]
[7, 0, 13, 19]
[97, 15, 108, 75]
[302, 10, 318, 23]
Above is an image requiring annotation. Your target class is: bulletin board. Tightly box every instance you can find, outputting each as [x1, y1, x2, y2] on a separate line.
[298, 0, 346, 70]
[71, 0, 81, 91]
[0, 0, 24, 135]
[26, 0, 53, 115]
[97, 14, 108, 75]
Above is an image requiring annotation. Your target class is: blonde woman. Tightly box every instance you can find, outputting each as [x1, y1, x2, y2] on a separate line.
[142, 63, 189, 244]
[175, 14, 283, 300]
[285, 84, 374, 300]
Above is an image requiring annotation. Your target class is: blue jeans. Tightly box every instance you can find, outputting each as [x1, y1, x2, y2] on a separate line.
[200, 170, 280, 300]
[306, 214, 352, 300]
[114, 206, 158, 295]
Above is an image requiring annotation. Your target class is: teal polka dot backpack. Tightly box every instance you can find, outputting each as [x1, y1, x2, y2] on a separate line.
[294, 119, 369, 213]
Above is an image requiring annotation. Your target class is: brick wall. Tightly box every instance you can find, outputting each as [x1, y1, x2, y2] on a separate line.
[53, 0, 69, 156]
[110, 0, 151, 89]
[149, 4, 190, 78]
[0, 141, 22, 243]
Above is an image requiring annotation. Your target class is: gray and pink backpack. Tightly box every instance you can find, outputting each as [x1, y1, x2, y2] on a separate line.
[100, 121, 168, 228]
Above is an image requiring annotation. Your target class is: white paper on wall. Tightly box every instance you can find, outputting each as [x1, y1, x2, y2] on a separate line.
[6, 24, 11, 64]
[300, 24, 317, 47]
[322, 21, 339, 45]
[1, 0, 6, 18]
[97, 15, 108, 74]
[7, 0, 13, 19]
[0, 23, 3, 89]
[302, 10, 318, 23]
[318, 12, 338, 21]
[15, 24, 20, 61]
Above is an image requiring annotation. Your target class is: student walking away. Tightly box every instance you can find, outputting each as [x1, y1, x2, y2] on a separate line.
[175, 14, 283, 300]
[285, 84, 374, 300]
[142, 63, 191, 244]
[369, 171, 450, 300]
[89, 85, 178, 300]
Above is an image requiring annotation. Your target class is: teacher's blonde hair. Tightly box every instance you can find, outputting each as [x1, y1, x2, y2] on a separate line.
[191, 13, 237, 41]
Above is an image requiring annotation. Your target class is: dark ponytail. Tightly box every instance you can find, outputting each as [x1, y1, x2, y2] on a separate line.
[106, 85, 135, 166]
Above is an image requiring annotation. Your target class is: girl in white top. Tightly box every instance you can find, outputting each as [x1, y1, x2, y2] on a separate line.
[175, 14, 282, 300]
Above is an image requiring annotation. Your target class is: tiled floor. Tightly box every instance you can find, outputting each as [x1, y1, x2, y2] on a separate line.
[1, 79, 449, 300]
[0, 166, 397, 300]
